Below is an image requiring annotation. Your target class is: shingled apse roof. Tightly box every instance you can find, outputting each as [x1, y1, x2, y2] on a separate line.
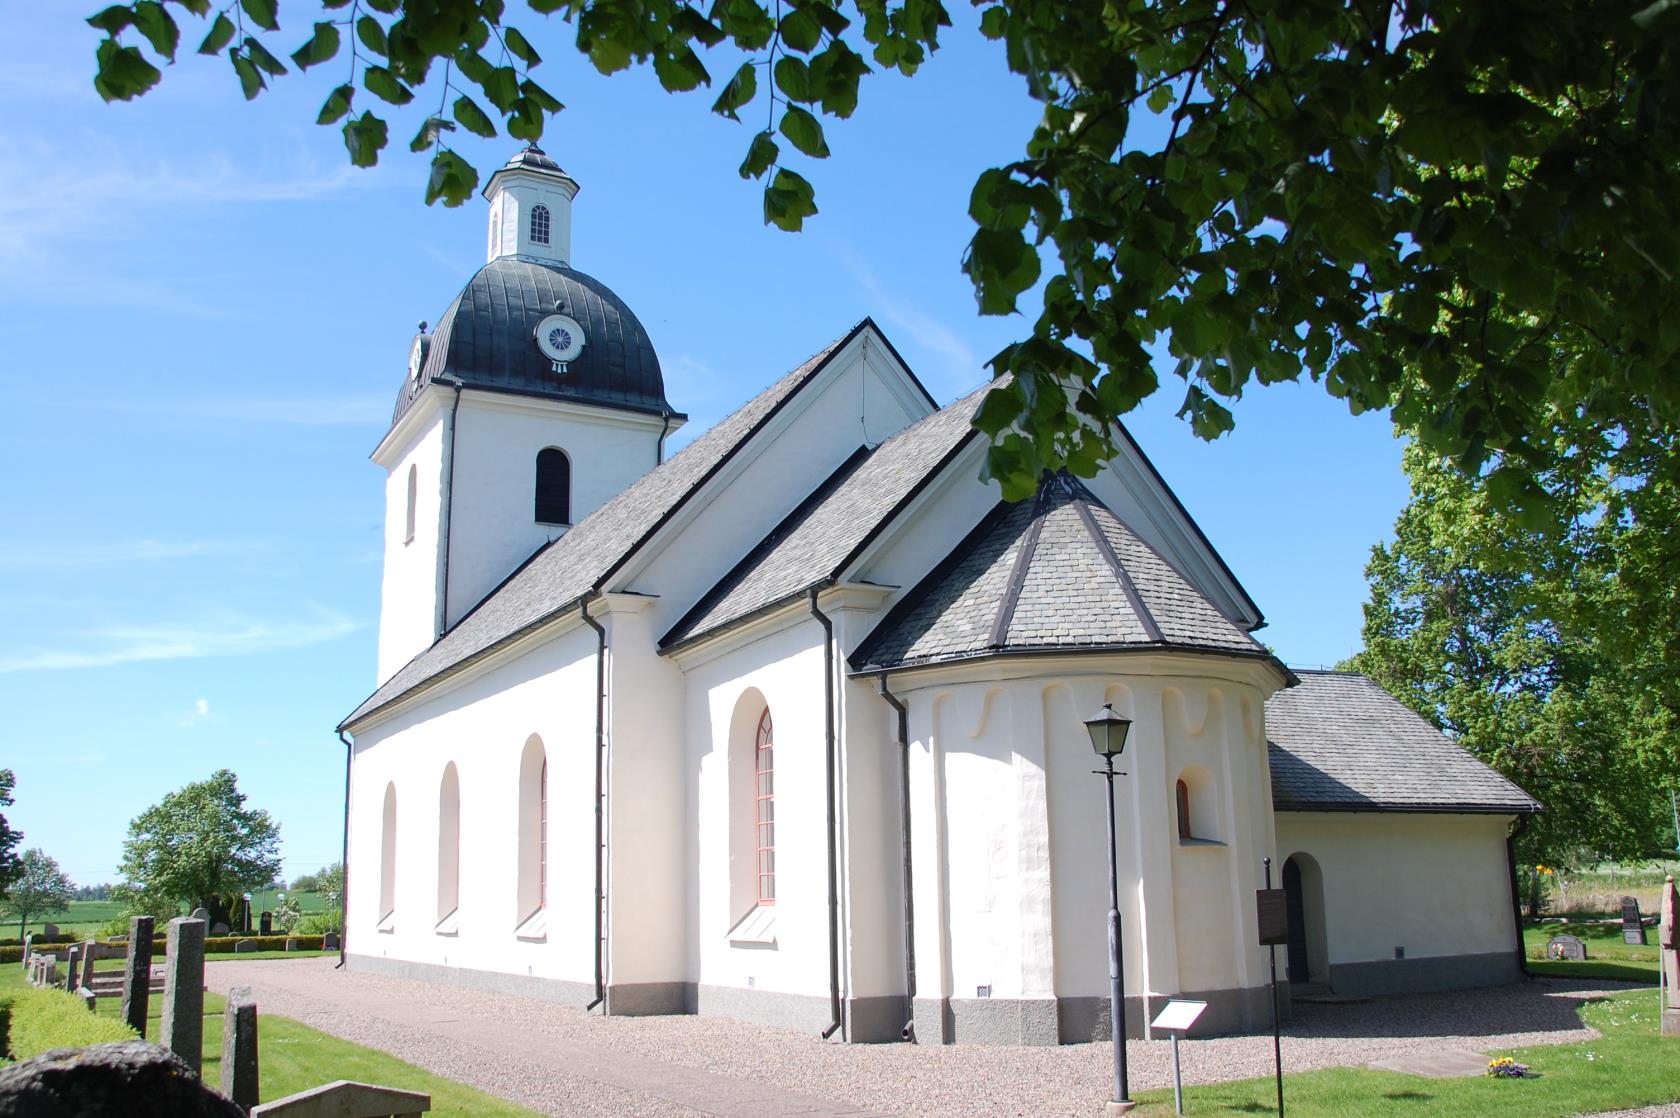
[853, 471, 1272, 672]
[1265, 671, 1541, 814]
[342, 327, 865, 729]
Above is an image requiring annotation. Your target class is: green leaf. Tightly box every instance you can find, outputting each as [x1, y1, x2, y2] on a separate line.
[93, 38, 163, 101]
[738, 130, 778, 179]
[364, 65, 413, 105]
[653, 44, 710, 92]
[711, 62, 757, 120]
[454, 48, 493, 84]
[231, 49, 264, 98]
[452, 93, 497, 138]
[962, 226, 1040, 315]
[342, 110, 388, 167]
[197, 12, 235, 55]
[762, 167, 818, 231]
[356, 15, 387, 57]
[409, 115, 456, 152]
[480, 65, 520, 110]
[291, 21, 341, 70]
[245, 36, 287, 77]
[239, 0, 278, 32]
[972, 384, 1021, 436]
[502, 26, 540, 67]
[977, 5, 1006, 40]
[773, 55, 810, 102]
[316, 82, 354, 124]
[87, 6, 134, 35]
[506, 96, 543, 140]
[777, 105, 829, 157]
[426, 148, 480, 207]
[130, 2, 179, 60]
[519, 78, 563, 113]
[1147, 83, 1174, 114]
[779, 4, 822, 51]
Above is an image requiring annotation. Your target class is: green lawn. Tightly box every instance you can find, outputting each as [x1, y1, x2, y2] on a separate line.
[1132, 989, 1677, 1116]
[1524, 921, 1660, 983]
[1, 960, 536, 1116]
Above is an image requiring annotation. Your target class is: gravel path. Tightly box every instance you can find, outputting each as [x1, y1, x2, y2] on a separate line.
[205, 958, 1644, 1118]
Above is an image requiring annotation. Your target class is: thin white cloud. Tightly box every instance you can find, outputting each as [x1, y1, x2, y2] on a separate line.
[0, 539, 261, 570]
[0, 610, 362, 673]
[829, 242, 980, 390]
[178, 697, 211, 727]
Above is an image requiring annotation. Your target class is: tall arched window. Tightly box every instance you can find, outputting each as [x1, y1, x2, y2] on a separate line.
[1176, 779, 1192, 841]
[437, 763, 460, 928]
[516, 735, 547, 936]
[534, 448, 571, 525]
[755, 708, 775, 904]
[379, 782, 398, 929]
[404, 464, 418, 544]
[530, 204, 551, 245]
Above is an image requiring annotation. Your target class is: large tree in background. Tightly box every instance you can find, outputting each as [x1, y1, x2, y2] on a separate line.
[0, 849, 76, 939]
[80, 1, 1680, 501]
[0, 770, 23, 900]
[115, 769, 282, 930]
[1346, 435, 1680, 878]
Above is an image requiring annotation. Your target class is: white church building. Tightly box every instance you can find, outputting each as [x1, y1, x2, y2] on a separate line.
[337, 145, 1541, 1044]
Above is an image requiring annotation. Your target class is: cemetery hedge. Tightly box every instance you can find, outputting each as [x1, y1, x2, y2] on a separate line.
[0, 934, 328, 964]
[0, 987, 137, 1061]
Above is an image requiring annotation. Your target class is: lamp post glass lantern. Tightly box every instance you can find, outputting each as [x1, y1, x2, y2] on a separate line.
[1084, 703, 1134, 1111]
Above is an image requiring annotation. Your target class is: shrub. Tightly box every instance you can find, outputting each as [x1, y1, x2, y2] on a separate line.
[4, 986, 136, 1060]
[296, 909, 342, 936]
[203, 934, 325, 953]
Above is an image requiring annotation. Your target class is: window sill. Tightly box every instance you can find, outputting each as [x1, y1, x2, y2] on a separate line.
[1178, 837, 1226, 849]
[726, 905, 777, 948]
[514, 908, 547, 942]
[434, 909, 460, 937]
[376, 912, 396, 935]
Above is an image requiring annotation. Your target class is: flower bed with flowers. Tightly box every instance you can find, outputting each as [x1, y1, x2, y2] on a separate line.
[1486, 1056, 1531, 1079]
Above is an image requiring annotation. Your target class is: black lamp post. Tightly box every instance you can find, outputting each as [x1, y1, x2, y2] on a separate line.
[1084, 703, 1134, 1114]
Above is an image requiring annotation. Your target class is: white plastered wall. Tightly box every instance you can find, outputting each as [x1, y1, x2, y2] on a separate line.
[346, 622, 602, 986]
[375, 407, 447, 684]
[1273, 813, 1518, 967]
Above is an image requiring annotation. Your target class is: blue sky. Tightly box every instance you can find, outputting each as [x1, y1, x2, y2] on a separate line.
[0, 4, 1407, 887]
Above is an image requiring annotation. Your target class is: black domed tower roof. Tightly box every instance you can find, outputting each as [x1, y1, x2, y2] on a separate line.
[393, 257, 677, 424]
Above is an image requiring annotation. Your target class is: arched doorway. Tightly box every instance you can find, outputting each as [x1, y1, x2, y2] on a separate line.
[1282, 853, 1328, 986]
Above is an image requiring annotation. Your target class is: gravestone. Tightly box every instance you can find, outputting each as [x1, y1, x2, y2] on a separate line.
[190, 908, 210, 922]
[122, 915, 155, 1038]
[41, 922, 58, 938]
[20, 933, 31, 971]
[322, 931, 340, 951]
[284, 938, 297, 952]
[234, 940, 257, 953]
[220, 986, 259, 1112]
[81, 940, 97, 991]
[160, 917, 207, 1074]
[78, 988, 97, 1013]
[1662, 876, 1680, 1036]
[1623, 896, 1648, 946]
[0, 1040, 246, 1118]
[64, 944, 82, 992]
[259, 911, 272, 936]
[1547, 933, 1589, 961]
[210, 922, 230, 936]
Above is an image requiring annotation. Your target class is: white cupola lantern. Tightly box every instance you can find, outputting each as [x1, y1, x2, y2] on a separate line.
[483, 145, 580, 267]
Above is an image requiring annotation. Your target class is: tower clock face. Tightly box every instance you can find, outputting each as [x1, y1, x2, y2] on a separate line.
[408, 336, 427, 380]
[535, 313, 586, 369]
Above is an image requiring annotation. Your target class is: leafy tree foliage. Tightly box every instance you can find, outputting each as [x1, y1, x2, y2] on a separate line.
[315, 861, 345, 911]
[0, 770, 23, 900]
[83, 0, 1680, 500]
[1347, 439, 1679, 875]
[115, 769, 283, 930]
[0, 849, 76, 939]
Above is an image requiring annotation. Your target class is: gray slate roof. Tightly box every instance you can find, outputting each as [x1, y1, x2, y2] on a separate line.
[1266, 671, 1541, 814]
[343, 327, 861, 729]
[660, 382, 990, 651]
[852, 471, 1270, 672]
[393, 257, 674, 426]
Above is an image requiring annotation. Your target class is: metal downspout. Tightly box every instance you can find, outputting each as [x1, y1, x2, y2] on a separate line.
[438, 379, 464, 633]
[335, 730, 353, 970]
[657, 409, 672, 465]
[1506, 814, 1533, 979]
[877, 676, 916, 1043]
[809, 588, 844, 1040]
[580, 597, 608, 1011]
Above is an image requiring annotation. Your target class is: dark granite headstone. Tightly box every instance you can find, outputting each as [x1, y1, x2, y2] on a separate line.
[322, 931, 340, 951]
[1623, 896, 1648, 946]
[63, 944, 82, 992]
[41, 922, 58, 938]
[259, 911, 272, 936]
[80, 940, 97, 991]
[161, 917, 207, 1074]
[0, 1040, 244, 1117]
[122, 915, 155, 1038]
[220, 985, 259, 1111]
[234, 939, 257, 953]
[1548, 933, 1589, 961]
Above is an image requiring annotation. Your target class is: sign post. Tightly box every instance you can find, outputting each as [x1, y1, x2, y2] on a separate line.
[1150, 1000, 1208, 1115]
[1257, 858, 1288, 1118]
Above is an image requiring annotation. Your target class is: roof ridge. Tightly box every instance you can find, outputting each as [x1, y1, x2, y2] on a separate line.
[987, 480, 1054, 649]
[1064, 473, 1165, 644]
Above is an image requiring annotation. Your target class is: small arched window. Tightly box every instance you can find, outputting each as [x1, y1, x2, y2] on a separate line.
[539, 757, 548, 910]
[535, 447, 571, 525]
[516, 735, 547, 934]
[755, 708, 775, 904]
[530, 204, 551, 245]
[404, 464, 418, 544]
[437, 763, 460, 927]
[379, 782, 398, 927]
[1176, 779, 1192, 841]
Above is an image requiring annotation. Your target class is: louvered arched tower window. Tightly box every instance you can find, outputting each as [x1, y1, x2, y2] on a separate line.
[530, 204, 551, 245]
[535, 447, 571, 525]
